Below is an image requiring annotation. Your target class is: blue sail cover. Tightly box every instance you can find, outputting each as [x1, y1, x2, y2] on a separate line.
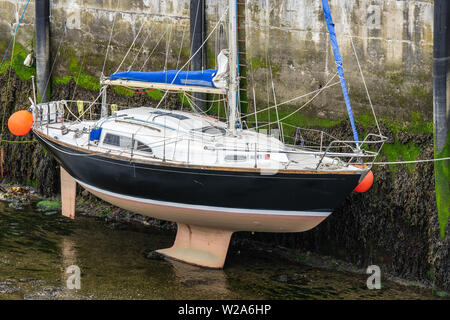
[110, 69, 218, 88]
[321, 0, 359, 144]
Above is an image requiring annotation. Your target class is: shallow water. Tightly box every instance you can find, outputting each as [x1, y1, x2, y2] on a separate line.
[0, 202, 445, 300]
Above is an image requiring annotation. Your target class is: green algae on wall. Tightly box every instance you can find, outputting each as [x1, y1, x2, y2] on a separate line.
[0, 42, 35, 81]
[68, 53, 101, 92]
[434, 133, 450, 238]
[381, 141, 422, 174]
[148, 89, 163, 101]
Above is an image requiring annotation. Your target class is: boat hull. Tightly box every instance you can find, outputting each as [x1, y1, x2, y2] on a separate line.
[35, 131, 361, 233]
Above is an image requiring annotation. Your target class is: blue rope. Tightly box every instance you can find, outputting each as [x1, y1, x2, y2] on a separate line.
[0, 0, 32, 68]
[321, 0, 359, 145]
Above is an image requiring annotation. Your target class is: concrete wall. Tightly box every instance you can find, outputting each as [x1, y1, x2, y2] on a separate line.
[0, 0, 434, 124]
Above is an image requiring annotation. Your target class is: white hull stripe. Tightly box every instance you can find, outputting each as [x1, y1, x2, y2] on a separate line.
[77, 180, 332, 217]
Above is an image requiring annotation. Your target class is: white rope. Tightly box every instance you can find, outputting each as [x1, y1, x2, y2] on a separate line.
[114, 20, 145, 74]
[175, 27, 187, 71]
[76, 88, 106, 120]
[128, 24, 154, 71]
[102, 0, 120, 77]
[189, 0, 201, 72]
[163, 24, 172, 72]
[71, 48, 86, 101]
[241, 79, 341, 120]
[269, 60, 283, 142]
[341, 5, 381, 135]
[132, 6, 229, 136]
[252, 73, 339, 129]
[373, 157, 450, 165]
[140, 28, 168, 71]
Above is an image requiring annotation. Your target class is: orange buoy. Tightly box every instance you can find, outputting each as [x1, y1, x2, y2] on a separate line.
[8, 110, 34, 136]
[354, 169, 374, 193]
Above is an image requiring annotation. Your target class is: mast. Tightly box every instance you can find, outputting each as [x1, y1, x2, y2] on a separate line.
[228, 0, 239, 134]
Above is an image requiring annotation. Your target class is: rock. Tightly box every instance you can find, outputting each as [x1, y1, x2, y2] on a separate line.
[44, 211, 58, 216]
[146, 251, 165, 260]
[8, 201, 24, 210]
[36, 200, 61, 212]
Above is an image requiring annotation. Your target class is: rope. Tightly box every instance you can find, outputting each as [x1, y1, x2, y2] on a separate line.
[42, 23, 67, 102]
[0, 139, 37, 144]
[0, 0, 26, 137]
[341, 5, 382, 136]
[114, 20, 145, 74]
[0, 0, 31, 69]
[127, 24, 154, 72]
[241, 77, 341, 121]
[373, 157, 450, 165]
[132, 6, 229, 136]
[252, 73, 339, 130]
[71, 46, 86, 101]
[102, 0, 120, 76]
[140, 28, 168, 71]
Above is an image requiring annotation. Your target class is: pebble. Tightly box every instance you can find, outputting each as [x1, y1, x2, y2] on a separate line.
[146, 251, 165, 261]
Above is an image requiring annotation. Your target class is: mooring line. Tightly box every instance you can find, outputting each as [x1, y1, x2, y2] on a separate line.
[373, 157, 450, 165]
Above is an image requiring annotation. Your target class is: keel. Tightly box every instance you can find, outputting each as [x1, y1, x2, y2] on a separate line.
[156, 223, 234, 269]
[60, 167, 76, 219]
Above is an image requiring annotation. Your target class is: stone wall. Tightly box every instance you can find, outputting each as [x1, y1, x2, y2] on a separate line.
[0, 0, 435, 123]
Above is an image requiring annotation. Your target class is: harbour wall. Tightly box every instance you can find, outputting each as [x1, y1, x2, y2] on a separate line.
[0, 0, 448, 291]
[0, 0, 435, 123]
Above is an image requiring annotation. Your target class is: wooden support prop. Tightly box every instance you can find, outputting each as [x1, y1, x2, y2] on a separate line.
[60, 167, 76, 219]
[156, 223, 234, 269]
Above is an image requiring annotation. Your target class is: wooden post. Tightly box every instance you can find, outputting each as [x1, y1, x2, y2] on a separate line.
[60, 167, 76, 219]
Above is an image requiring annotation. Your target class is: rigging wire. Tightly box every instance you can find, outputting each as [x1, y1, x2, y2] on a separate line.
[240, 78, 341, 120]
[373, 157, 450, 165]
[71, 46, 87, 102]
[341, 5, 382, 136]
[114, 19, 145, 74]
[248, 73, 340, 130]
[128, 24, 154, 72]
[42, 22, 68, 103]
[140, 28, 168, 72]
[268, 60, 283, 142]
[131, 6, 230, 137]
[0, 0, 31, 69]
[1, 0, 31, 140]
[102, 0, 120, 77]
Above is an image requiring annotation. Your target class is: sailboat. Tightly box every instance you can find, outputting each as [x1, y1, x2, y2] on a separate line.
[11, 0, 386, 268]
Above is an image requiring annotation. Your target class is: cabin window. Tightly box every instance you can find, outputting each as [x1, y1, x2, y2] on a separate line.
[103, 133, 120, 147]
[152, 111, 189, 120]
[135, 141, 153, 154]
[193, 126, 226, 136]
[224, 155, 247, 162]
[103, 133, 132, 149]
